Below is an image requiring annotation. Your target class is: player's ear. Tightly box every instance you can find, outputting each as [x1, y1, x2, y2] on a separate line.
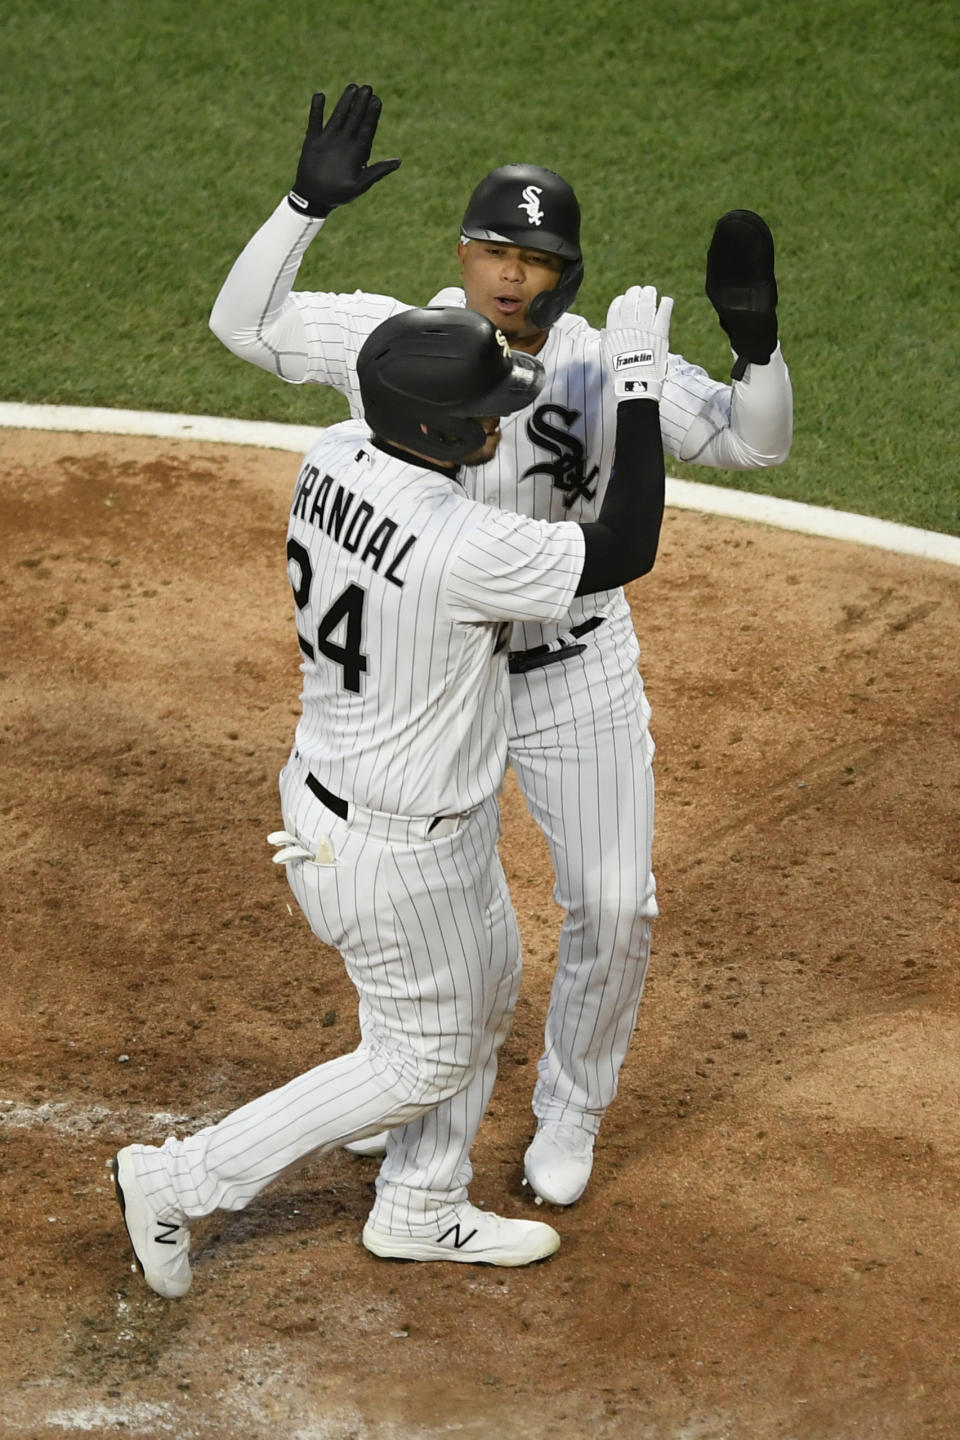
[457, 240, 469, 269]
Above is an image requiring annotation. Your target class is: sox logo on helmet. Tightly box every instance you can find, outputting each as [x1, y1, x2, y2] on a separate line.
[518, 185, 544, 225]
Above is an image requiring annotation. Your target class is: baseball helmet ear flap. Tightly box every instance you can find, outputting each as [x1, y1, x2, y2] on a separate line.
[528, 252, 584, 330]
[461, 163, 584, 327]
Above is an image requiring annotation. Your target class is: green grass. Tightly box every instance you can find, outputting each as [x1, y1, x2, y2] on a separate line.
[3, 0, 958, 533]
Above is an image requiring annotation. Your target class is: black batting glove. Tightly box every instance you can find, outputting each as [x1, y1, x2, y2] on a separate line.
[288, 84, 401, 219]
[705, 209, 779, 380]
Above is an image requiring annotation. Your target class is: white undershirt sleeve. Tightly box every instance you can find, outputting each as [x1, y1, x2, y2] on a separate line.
[663, 345, 793, 468]
[208, 198, 324, 383]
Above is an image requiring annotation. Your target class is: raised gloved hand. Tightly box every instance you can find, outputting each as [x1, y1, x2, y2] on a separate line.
[600, 285, 674, 402]
[288, 83, 401, 219]
[706, 209, 779, 379]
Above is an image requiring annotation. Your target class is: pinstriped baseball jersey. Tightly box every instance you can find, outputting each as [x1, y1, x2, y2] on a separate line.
[287, 420, 585, 817]
[201, 189, 794, 1192]
[285, 284, 732, 647]
[210, 199, 792, 649]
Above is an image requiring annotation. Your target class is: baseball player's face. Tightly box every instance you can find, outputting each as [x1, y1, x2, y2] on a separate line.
[463, 417, 503, 465]
[415, 417, 502, 466]
[458, 241, 563, 354]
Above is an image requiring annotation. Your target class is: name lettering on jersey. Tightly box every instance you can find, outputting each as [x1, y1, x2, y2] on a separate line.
[522, 403, 599, 508]
[326, 483, 355, 541]
[379, 532, 417, 587]
[342, 500, 375, 552]
[518, 184, 544, 226]
[291, 460, 417, 587]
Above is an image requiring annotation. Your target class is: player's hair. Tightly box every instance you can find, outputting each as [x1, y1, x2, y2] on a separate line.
[460, 163, 584, 328]
[357, 307, 545, 465]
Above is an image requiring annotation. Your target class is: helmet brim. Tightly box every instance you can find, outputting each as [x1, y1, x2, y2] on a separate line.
[460, 223, 580, 263]
[459, 350, 545, 418]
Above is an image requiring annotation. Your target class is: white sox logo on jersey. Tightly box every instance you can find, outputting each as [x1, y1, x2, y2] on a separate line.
[522, 404, 599, 508]
[518, 185, 544, 226]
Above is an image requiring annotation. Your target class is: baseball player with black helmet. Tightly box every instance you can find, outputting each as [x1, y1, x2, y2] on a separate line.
[112, 297, 673, 1297]
[209, 83, 793, 1207]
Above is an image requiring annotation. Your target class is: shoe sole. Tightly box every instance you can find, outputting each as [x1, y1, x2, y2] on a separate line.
[111, 1152, 147, 1284]
[522, 1173, 588, 1207]
[111, 1149, 192, 1298]
[362, 1226, 560, 1267]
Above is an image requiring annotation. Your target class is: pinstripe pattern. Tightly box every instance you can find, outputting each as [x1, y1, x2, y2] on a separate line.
[144, 793, 517, 1227]
[205, 198, 793, 1182]
[130, 420, 585, 1231]
[287, 423, 583, 817]
[508, 606, 657, 1125]
[295, 290, 408, 409]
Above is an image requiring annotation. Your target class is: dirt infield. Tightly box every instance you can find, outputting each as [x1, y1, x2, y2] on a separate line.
[2, 428, 958, 1440]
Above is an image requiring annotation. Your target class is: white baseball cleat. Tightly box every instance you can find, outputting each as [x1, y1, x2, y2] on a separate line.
[344, 1131, 388, 1157]
[362, 1202, 560, 1266]
[523, 1122, 596, 1206]
[111, 1146, 192, 1298]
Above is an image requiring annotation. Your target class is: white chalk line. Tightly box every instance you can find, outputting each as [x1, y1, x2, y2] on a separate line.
[0, 1096, 219, 1138]
[1, 401, 958, 567]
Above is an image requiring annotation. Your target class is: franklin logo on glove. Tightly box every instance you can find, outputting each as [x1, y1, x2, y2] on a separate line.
[614, 350, 654, 370]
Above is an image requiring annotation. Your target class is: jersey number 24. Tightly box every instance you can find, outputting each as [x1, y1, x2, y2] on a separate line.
[286, 538, 369, 693]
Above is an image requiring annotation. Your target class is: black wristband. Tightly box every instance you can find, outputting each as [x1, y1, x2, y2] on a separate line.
[288, 190, 331, 220]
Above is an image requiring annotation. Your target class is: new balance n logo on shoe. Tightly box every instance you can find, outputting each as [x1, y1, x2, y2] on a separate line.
[438, 1223, 479, 1249]
[155, 1220, 181, 1246]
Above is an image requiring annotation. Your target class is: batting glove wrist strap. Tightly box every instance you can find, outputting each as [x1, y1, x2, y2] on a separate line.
[287, 191, 331, 219]
[601, 287, 673, 402]
[290, 83, 401, 219]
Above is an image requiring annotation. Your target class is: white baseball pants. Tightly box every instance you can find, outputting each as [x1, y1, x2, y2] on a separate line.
[136, 772, 521, 1232]
[508, 600, 657, 1132]
[376, 601, 656, 1194]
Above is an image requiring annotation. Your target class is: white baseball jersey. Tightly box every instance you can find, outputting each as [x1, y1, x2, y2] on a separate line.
[286, 419, 585, 818]
[207, 193, 794, 1157]
[210, 198, 793, 650]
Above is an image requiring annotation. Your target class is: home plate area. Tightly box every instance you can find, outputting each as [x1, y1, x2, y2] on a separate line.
[1, 428, 958, 1439]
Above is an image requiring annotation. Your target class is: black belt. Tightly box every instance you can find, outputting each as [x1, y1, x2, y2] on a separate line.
[305, 771, 349, 820]
[508, 615, 605, 675]
[303, 769, 455, 836]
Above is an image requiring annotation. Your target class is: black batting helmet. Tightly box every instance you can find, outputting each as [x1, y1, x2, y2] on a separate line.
[357, 307, 546, 464]
[460, 163, 584, 329]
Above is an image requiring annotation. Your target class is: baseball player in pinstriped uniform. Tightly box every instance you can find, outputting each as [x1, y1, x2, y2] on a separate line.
[112, 297, 673, 1297]
[209, 84, 793, 1206]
